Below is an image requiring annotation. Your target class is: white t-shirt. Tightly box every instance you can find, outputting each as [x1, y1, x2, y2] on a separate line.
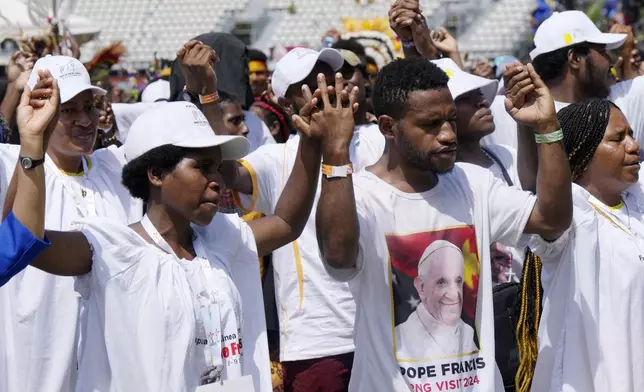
[73, 213, 271, 392]
[334, 164, 535, 392]
[0, 144, 142, 392]
[485, 77, 644, 151]
[235, 124, 385, 361]
[482, 144, 524, 284]
[528, 183, 644, 392]
[244, 110, 276, 153]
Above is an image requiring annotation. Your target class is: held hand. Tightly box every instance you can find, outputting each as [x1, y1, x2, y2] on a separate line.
[430, 27, 459, 55]
[389, 0, 423, 42]
[503, 63, 557, 130]
[177, 40, 219, 95]
[16, 70, 61, 144]
[7, 51, 36, 89]
[308, 73, 359, 152]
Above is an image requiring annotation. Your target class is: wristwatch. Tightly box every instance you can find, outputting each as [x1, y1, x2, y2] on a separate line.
[19, 156, 45, 170]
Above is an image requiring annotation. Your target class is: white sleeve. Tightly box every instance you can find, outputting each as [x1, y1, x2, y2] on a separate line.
[525, 225, 573, 265]
[76, 217, 183, 392]
[0, 144, 19, 205]
[76, 218, 145, 287]
[610, 76, 644, 147]
[487, 174, 537, 247]
[234, 144, 285, 215]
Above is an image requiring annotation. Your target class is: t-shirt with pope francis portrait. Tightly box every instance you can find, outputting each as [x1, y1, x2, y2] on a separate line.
[394, 240, 478, 359]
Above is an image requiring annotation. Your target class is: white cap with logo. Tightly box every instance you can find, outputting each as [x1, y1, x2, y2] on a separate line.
[530, 10, 627, 60]
[124, 102, 250, 162]
[27, 55, 106, 103]
[432, 58, 498, 103]
[271, 47, 345, 99]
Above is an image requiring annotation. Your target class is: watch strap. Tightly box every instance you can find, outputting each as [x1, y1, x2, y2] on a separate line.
[20, 156, 45, 169]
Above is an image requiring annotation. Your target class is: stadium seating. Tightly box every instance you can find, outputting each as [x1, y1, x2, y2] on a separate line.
[70, 0, 536, 66]
[458, 0, 535, 59]
[75, 0, 248, 67]
[268, 0, 441, 48]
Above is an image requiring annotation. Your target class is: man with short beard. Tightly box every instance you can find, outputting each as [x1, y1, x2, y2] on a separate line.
[486, 11, 644, 152]
[315, 57, 572, 391]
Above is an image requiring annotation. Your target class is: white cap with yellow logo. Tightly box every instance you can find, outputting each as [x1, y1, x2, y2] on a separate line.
[431, 58, 498, 104]
[530, 11, 626, 60]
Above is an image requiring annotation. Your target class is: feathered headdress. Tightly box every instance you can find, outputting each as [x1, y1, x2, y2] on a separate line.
[85, 41, 127, 83]
[341, 17, 402, 68]
[14, 0, 78, 57]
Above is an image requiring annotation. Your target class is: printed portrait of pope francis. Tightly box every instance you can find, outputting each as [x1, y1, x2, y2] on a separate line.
[395, 240, 478, 359]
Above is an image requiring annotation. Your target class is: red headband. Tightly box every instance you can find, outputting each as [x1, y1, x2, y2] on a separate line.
[253, 99, 290, 141]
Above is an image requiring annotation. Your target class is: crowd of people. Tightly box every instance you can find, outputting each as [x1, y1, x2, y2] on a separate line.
[1, 0, 644, 391]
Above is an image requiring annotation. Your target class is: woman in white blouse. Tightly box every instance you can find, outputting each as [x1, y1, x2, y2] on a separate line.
[517, 99, 644, 392]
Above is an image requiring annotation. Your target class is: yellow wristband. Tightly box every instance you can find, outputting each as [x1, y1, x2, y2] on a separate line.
[322, 163, 353, 178]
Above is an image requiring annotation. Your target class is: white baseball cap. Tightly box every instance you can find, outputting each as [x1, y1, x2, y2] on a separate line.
[124, 102, 249, 162]
[530, 11, 627, 60]
[141, 79, 171, 102]
[27, 55, 106, 103]
[432, 58, 498, 104]
[271, 47, 345, 98]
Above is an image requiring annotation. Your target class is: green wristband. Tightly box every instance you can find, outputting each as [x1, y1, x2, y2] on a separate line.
[535, 129, 563, 144]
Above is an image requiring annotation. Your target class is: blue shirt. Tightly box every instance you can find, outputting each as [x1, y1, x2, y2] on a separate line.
[0, 212, 50, 287]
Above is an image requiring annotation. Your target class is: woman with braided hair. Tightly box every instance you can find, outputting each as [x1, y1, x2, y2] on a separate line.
[517, 99, 644, 392]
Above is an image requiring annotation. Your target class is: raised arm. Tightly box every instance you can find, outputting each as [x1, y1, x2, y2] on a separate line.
[315, 77, 361, 270]
[0, 51, 36, 129]
[504, 63, 572, 240]
[9, 70, 92, 276]
[249, 73, 359, 257]
[178, 40, 227, 135]
[176, 41, 254, 195]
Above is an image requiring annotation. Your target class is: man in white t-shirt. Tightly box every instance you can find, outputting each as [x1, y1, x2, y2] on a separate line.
[485, 11, 644, 152]
[395, 241, 477, 359]
[315, 57, 572, 391]
[229, 47, 385, 390]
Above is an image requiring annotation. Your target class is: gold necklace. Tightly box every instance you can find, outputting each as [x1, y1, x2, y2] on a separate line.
[589, 198, 632, 235]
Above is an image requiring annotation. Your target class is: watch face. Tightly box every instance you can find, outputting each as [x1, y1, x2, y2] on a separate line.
[21, 157, 32, 169]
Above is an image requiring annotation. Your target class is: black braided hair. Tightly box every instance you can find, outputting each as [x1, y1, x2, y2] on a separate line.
[515, 248, 543, 392]
[558, 99, 614, 181]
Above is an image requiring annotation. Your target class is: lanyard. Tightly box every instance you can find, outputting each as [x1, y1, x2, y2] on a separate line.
[140, 215, 226, 371]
